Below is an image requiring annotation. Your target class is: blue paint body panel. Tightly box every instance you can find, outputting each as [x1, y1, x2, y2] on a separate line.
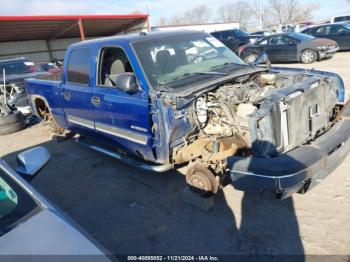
[24, 31, 348, 178]
[25, 34, 159, 162]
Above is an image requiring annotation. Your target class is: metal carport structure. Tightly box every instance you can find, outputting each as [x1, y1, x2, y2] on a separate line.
[0, 14, 150, 62]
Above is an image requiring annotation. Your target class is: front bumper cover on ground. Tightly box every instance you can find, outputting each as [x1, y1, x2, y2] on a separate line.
[227, 103, 350, 198]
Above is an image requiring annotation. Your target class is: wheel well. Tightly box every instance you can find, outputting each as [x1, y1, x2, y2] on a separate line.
[34, 98, 49, 120]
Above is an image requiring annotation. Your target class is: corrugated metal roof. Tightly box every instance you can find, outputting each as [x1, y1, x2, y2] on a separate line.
[0, 15, 149, 42]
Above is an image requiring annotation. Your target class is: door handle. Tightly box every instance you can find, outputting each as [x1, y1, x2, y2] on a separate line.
[91, 96, 101, 106]
[63, 92, 71, 101]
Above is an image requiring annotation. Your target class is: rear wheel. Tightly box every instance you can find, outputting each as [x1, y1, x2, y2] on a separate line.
[0, 108, 25, 135]
[35, 99, 64, 134]
[300, 49, 317, 64]
[186, 164, 219, 197]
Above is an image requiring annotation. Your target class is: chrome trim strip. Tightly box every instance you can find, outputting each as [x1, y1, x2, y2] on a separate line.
[66, 115, 148, 145]
[130, 125, 148, 133]
[95, 122, 148, 145]
[67, 115, 94, 129]
[76, 137, 172, 172]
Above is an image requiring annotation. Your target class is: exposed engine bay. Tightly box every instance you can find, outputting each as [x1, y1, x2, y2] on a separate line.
[172, 71, 341, 173]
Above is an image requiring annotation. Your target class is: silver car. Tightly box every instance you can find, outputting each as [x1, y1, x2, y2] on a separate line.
[0, 147, 110, 258]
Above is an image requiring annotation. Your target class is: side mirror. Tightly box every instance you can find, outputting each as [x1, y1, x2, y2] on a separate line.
[111, 73, 139, 94]
[16, 147, 51, 182]
[250, 52, 271, 69]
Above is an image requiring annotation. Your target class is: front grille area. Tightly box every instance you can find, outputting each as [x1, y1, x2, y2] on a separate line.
[248, 76, 339, 157]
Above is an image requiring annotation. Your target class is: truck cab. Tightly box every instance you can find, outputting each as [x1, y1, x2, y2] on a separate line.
[26, 31, 350, 199]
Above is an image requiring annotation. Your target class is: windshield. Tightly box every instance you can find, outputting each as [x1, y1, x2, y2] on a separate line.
[235, 29, 248, 37]
[0, 61, 33, 75]
[289, 32, 315, 41]
[343, 23, 350, 30]
[0, 167, 38, 236]
[132, 32, 246, 88]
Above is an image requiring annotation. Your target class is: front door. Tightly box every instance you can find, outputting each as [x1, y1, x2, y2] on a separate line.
[91, 46, 152, 159]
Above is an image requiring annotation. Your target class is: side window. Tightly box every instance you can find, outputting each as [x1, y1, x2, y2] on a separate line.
[257, 38, 268, 45]
[303, 28, 311, 34]
[312, 26, 325, 35]
[67, 48, 91, 85]
[324, 26, 333, 35]
[222, 30, 234, 40]
[97, 47, 134, 86]
[334, 17, 343, 22]
[211, 32, 221, 39]
[269, 36, 293, 45]
[330, 25, 348, 35]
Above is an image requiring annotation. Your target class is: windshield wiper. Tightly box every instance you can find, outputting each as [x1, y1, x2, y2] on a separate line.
[211, 62, 247, 70]
[158, 71, 227, 88]
[183, 71, 227, 76]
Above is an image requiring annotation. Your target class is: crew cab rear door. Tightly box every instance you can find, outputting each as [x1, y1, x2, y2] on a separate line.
[90, 45, 153, 160]
[61, 48, 95, 134]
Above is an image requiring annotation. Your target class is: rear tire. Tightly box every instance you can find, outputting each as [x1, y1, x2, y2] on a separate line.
[0, 119, 25, 135]
[300, 49, 317, 64]
[34, 99, 64, 134]
[0, 110, 24, 126]
[0, 108, 25, 135]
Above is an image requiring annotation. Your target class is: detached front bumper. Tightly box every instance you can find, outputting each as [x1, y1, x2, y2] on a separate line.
[227, 103, 350, 199]
[319, 46, 339, 59]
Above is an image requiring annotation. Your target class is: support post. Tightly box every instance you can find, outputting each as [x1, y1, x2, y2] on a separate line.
[78, 19, 85, 41]
[46, 40, 54, 62]
[146, 16, 151, 32]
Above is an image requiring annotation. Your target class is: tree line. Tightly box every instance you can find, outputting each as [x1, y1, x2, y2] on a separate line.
[157, 0, 319, 29]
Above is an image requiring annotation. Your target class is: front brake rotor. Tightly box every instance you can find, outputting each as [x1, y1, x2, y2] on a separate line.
[186, 164, 219, 196]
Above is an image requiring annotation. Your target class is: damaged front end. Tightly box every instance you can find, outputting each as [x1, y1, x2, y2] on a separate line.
[154, 68, 347, 197]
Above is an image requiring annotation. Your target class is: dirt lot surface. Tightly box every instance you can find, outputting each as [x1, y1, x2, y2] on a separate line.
[0, 52, 349, 258]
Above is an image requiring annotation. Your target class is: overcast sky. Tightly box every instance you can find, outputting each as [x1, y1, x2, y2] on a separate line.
[1, 0, 349, 24]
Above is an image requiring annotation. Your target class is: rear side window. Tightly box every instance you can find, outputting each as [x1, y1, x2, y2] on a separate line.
[312, 26, 327, 35]
[211, 31, 222, 39]
[334, 17, 343, 22]
[222, 30, 234, 40]
[67, 48, 91, 85]
[257, 38, 268, 45]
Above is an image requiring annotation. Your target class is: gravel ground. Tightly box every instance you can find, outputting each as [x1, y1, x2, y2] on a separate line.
[0, 52, 349, 258]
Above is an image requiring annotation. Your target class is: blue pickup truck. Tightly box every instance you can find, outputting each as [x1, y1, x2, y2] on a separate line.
[25, 30, 350, 198]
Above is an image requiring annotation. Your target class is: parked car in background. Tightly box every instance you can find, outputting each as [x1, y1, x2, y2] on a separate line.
[301, 22, 350, 50]
[0, 147, 110, 257]
[36, 62, 63, 75]
[0, 58, 48, 109]
[330, 14, 350, 23]
[211, 29, 262, 53]
[239, 32, 339, 63]
[25, 31, 349, 199]
[250, 30, 272, 37]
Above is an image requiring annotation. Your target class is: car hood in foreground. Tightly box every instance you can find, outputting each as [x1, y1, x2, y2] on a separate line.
[0, 209, 109, 257]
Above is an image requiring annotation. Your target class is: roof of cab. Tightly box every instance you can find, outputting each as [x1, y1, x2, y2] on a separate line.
[69, 30, 207, 49]
[302, 21, 350, 30]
